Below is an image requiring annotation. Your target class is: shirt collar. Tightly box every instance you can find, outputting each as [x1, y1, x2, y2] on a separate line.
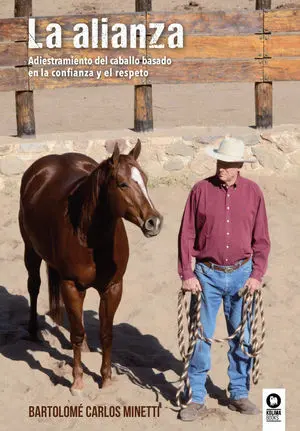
[215, 172, 241, 189]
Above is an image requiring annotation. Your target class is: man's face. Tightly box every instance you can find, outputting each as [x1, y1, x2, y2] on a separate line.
[216, 160, 243, 184]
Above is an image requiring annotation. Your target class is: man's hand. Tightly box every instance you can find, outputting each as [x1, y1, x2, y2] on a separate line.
[182, 277, 202, 294]
[244, 277, 261, 294]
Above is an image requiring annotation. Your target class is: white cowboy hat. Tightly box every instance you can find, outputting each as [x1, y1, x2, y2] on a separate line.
[205, 137, 255, 163]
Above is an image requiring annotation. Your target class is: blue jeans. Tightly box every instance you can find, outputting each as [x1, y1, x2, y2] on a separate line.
[188, 259, 253, 403]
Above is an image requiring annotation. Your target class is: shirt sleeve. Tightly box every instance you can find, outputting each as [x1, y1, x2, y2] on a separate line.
[178, 186, 198, 281]
[250, 191, 271, 282]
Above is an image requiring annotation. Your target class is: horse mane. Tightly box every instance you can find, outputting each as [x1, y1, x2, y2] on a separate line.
[67, 158, 112, 246]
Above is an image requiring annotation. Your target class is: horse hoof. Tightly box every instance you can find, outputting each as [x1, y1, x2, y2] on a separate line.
[102, 379, 113, 389]
[70, 388, 83, 397]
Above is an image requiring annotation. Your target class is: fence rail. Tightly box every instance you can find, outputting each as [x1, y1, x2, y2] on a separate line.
[0, 0, 299, 136]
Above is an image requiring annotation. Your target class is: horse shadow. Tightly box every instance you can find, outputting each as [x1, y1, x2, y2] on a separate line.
[80, 309, 184, 402]
[0, 285, 100, 389]
[82, 311, 229, 405]
[0, 285, 193, 403]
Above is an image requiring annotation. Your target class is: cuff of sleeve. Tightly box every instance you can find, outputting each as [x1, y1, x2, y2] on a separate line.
[250, 270, 263, 282]
[180, 269, 196, 281]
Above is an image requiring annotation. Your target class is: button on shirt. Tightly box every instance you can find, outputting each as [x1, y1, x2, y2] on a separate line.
[178, 175, 271, 282]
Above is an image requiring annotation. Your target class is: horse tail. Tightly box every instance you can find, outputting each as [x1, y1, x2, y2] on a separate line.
[47, 265, 64, 325]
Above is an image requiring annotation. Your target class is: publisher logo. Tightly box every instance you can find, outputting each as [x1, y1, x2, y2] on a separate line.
[266, 394, 281, 409]
[263, 389, 285, 431]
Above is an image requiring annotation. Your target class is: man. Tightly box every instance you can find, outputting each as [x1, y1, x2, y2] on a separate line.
[178, 137, 270, 421]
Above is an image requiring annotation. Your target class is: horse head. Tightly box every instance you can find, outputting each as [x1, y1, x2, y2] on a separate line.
[106, 140, 163, 237]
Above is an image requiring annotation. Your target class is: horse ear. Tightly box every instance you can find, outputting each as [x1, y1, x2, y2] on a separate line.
[129, 139, 141, 160]
[110, 143, 120, 167]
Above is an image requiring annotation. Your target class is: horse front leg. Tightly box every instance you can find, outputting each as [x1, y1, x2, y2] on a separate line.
[99, 280, 123, 388]
[60, 280, 86, 395]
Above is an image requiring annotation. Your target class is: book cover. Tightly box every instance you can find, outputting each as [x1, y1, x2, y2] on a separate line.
[0, 1, 299, 430]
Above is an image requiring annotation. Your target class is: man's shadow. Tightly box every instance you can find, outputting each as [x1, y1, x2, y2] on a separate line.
[206, 375, 230, 406]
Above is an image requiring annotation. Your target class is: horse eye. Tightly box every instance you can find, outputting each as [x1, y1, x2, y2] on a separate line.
[118, 182, 128, 189]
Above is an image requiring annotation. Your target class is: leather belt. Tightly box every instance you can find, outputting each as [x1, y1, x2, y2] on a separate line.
[201, 257, 250, 273]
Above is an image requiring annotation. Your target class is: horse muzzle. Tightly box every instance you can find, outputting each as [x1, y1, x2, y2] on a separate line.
[142, 216, 163, 237]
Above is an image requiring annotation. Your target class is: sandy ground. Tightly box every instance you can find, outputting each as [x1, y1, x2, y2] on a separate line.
[1, 0, 300, 135]
[0, 168, 300, 430]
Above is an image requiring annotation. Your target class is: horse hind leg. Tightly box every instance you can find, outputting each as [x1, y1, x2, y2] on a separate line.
[24, 245, 42, 339]
[60, 280, 86, 395]
[99, 280, 123, 388]
[47, 265, 64, 325]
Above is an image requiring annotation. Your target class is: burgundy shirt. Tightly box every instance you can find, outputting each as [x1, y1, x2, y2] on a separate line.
[178, 174, 271, 282]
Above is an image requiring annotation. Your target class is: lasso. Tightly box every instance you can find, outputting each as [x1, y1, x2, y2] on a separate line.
[176, 285, 266, 408]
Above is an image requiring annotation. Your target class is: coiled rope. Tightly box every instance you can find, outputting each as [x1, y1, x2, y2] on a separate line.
[176, 285, 266, 409]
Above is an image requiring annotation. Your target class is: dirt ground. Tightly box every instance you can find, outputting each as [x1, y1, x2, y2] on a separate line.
[0, 170, 299, 430]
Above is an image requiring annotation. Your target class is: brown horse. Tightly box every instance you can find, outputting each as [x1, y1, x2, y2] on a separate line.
[19, 140, 162, 394]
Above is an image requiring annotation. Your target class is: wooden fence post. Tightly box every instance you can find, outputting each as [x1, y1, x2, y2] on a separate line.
[255, 0, 272, 129]
[134, 0, 153, 132]
[15, 0, 36, 137]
